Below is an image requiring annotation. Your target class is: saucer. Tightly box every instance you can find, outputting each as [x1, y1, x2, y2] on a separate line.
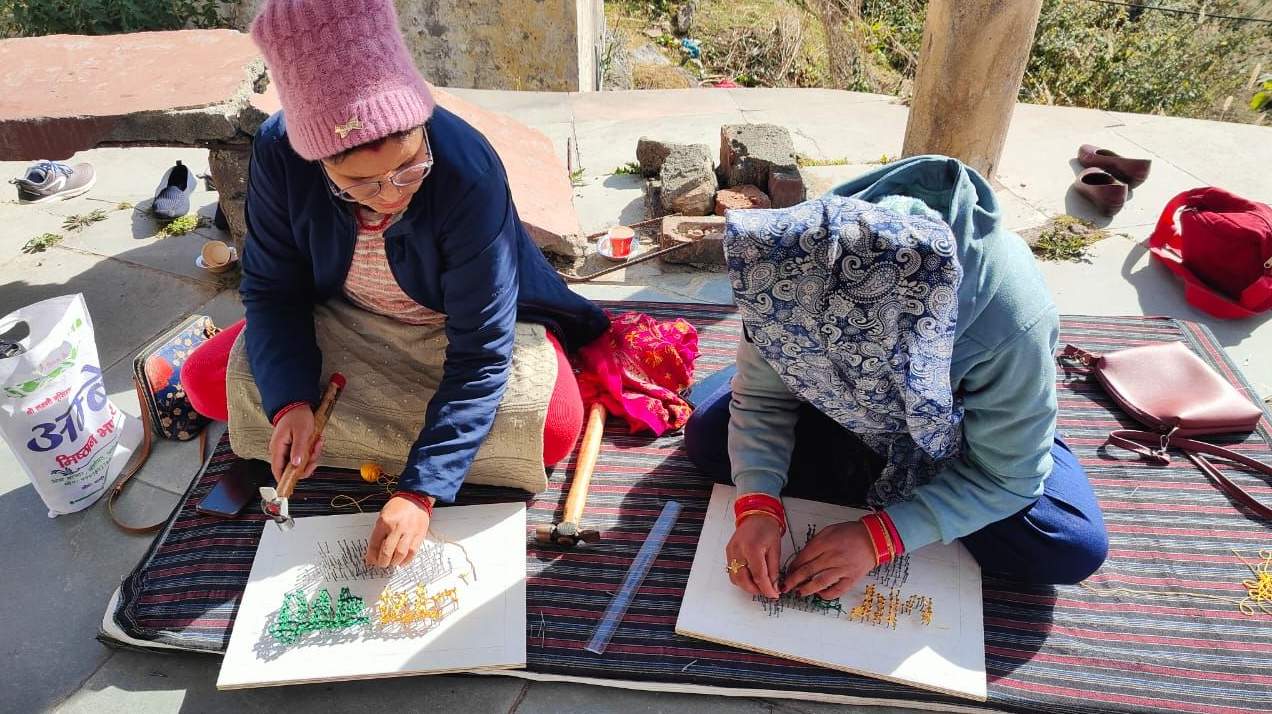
[196, 246, 238, 273]
[596, 241, 633, 262]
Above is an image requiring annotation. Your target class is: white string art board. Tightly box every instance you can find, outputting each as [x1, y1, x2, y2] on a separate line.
[217, 503, 526, 689]
[676, 485, 986, 701]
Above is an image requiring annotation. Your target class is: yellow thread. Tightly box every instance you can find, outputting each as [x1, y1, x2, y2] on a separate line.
[374, 583, 461, 628]
[847, 585, 933, 628]
[1081, 549, 1272, 617]
[360, 462, 383, 483]
[331, 472, 399, 512]
[1236, 549, 1272, 616]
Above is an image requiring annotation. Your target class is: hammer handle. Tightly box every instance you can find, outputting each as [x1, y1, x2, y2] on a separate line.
[562, 402, 607, 526]
[276, 376, 345, 500]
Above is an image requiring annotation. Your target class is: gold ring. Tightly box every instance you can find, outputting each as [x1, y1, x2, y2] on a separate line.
[726, 559, 747, 575]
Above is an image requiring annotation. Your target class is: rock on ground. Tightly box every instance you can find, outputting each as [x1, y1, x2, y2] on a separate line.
[659, 144, 717, 216]
[719, 123, 798, 189]
[768, 169, 807, 208]
[714, 184, 771, 215]
[637, 138, 710, 178]
[660, 214, 726, 266]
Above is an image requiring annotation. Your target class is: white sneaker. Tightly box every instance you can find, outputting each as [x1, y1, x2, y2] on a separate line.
[10, 160, 97, 204]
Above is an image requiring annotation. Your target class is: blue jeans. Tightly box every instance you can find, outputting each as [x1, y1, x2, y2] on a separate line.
[683, 369, 1109, 585]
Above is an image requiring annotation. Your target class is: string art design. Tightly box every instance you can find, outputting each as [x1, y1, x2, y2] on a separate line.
[1082, 548, 1272, 617]
[756, 524, 849, 617]
[268, 587, 371, 644]
[755, 518, 935, 625]
[375, 584, 461, 627]
[848, 583, 934, 629]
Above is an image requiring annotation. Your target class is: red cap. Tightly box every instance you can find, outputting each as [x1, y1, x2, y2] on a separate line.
[330, 373, 347, 389]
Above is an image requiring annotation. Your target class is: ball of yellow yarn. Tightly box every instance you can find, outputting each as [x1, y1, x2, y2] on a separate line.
[359, 462, 383, 483]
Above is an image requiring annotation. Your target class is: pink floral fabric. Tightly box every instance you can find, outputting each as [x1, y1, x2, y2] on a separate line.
[576, 312, 699, 436]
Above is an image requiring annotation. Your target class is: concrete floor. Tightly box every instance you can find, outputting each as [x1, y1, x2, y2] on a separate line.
[1, 87, 1270, 713]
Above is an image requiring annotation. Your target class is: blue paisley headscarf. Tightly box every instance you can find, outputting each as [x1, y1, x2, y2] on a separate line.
[724, 196, 964, 507]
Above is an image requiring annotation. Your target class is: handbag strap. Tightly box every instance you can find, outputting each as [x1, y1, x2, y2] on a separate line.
[1108, 429, 1272, 520]
[106, 373, 210, 535]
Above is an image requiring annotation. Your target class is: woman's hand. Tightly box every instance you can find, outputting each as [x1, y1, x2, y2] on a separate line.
[782, 520, 875, 600]
[269, 406, 324, 481]
[365, 495, 433, 568]
[724, 515, 784, 599]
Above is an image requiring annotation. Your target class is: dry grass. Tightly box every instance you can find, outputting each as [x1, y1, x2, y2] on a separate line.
[633, 64, 695, 88]
[700, 3, 826, 87]
[612, 0, 828, 88]
[1028, 215, 1113, 262]
[61, 209, 109, 232]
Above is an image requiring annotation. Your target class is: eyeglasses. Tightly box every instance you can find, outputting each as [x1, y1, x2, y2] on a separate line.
[324, 128, 433, 203]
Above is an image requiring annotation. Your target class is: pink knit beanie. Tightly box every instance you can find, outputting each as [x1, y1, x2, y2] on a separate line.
[250, 0, 436, 161]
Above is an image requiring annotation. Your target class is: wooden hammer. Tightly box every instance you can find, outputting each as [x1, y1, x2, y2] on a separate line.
[260, 373, 346, 530]
[535, 401, 606, 547]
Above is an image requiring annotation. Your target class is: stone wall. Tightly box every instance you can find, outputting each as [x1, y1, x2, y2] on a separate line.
[225, 0, 602, 92]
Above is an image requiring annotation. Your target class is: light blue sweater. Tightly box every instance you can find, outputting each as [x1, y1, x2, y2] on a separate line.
[728, 156, 1060, 553]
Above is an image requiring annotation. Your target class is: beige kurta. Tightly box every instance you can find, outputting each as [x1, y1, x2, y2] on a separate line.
[225, 297, 556, 493]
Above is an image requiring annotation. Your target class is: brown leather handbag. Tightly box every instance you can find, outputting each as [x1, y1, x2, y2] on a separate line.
[1060, 342, 1272, 519]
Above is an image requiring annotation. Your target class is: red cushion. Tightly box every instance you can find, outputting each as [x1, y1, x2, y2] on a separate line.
[181, 319, 245, 422]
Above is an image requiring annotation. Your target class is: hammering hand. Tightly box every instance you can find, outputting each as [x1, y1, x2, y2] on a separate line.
[261, 374, 346, 529]
[270, 406, 326, 482]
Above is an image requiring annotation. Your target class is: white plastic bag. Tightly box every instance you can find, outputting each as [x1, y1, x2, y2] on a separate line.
[0, 294, 142, 517]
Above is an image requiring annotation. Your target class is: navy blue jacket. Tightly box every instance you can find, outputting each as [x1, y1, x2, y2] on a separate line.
[240, 108, 608, 501]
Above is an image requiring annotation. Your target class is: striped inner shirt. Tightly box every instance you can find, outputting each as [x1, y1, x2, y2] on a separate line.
[343, 207, 446, 326]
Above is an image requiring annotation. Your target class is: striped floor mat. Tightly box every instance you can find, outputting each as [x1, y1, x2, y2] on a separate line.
[106, 304, 1272, 714]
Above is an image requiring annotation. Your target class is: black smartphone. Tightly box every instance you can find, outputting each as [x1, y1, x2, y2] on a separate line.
[197, 460, 271, 518]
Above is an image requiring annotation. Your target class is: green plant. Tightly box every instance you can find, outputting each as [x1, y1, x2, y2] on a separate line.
[116, 201, 134, 211]
[155, 214, 202, 238]
[1252, 74, 1272, 112]
[796, 154, 851, 167]
[570, 168, 587, 187]
[858, 0, 1267, 122]
[21, 233, 62, 254]
[61, 209, 108, 232]
[1030, 215, 1110, 262]
[1023, 0, 1264, 118]
[3, 0, 225, 37]
[612, 162, 643, 175]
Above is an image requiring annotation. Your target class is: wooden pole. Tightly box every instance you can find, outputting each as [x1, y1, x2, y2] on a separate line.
[901, 0, 1044, 178]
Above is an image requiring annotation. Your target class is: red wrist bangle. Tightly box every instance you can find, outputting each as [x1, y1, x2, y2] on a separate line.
[861, 513, 895, 566]
[733, 492, 787, 535]
[392, 491, 435, 517]
[735, 509, 786, 534]
[878, 511, 905, 557]
[271, 400, 311, 426]
[737, 493, 783, 514]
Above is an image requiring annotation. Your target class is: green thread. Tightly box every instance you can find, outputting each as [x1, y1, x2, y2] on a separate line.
[268, 590, 310, 644]
[308, 588, 337, 630]
[268, 587, 371, 644]
[336, 587, 372, 627]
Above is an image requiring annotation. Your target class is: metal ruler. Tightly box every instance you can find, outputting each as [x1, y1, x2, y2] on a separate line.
[585, 500, 682, 655]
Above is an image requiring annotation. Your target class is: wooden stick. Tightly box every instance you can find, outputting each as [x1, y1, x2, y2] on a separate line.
[561, 402, 607, 526]
[275, 373, 346, 500]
